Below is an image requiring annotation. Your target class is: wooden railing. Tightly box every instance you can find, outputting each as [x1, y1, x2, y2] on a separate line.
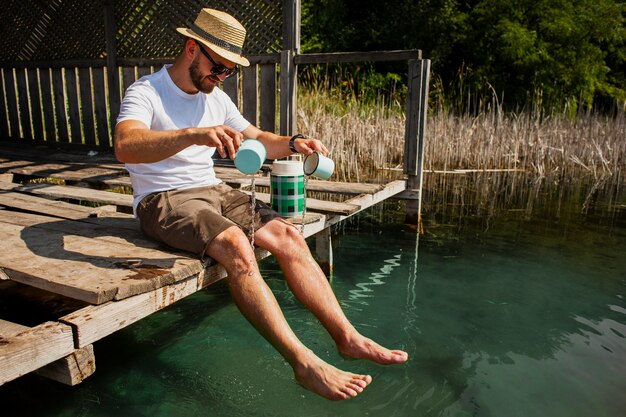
[0, 54, 283, 150]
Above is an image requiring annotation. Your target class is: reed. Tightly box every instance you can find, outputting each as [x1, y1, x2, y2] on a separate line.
[297, 83, 626, 216]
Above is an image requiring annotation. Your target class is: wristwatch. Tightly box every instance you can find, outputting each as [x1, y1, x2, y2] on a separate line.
[289, 134, 306, 153]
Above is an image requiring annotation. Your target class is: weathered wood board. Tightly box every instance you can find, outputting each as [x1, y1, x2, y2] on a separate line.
[0, 210, 203, 304]
[0, 319, 96, 386]
[0, 188, 106, 220]
[0, 321, 75, 385]
[0, 181, 133, 207]
[61, 275, 200, 348]
[246, 192, 360, 215]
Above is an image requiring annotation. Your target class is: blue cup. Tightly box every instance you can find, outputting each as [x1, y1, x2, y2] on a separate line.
[303, 152, 334, 180]
[234, 139, 267, 174]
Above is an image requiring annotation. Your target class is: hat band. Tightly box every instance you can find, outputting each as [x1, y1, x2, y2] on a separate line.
[190, 23, 243, 55]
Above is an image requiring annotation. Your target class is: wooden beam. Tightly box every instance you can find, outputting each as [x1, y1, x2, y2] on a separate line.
[0, 321, 75, 385]
[2, 182, 133, 207]
[315, 228, 333, 276]
[35, 344, 96, 386]
[295, 50, 421, 65]
[103, 0, 120, 128]
[60, 275, 200, 348]
[403, 59, 430, 225]
[279, 50, 296, 136]
[243, 191, 359, 215]
[0, 319, 95, 386]
[0, 187, 110, 220]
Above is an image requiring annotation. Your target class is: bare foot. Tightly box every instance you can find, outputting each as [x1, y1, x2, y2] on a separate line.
[294, 354, 372, 401]
[338, 334, 409, 365]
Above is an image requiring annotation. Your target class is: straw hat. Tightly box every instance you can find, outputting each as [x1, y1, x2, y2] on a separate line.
[177, 8, 250, 67]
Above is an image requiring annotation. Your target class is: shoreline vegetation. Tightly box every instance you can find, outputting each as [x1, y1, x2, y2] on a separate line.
[297, 83, 626, 220]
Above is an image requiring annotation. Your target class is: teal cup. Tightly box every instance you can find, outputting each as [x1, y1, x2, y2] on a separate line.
[303, 152, 334, 180]
[234, 139, 266, 174]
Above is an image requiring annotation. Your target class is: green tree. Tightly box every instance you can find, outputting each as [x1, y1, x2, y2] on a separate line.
[301, 0, 626, 112]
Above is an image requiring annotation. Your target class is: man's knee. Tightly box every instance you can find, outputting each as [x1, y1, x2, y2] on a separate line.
[206, 226, 257, 273]
[259, 219, 308, 258]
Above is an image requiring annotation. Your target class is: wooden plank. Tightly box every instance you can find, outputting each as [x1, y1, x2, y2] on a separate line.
[279, 50, 296, 135]
[228, 175, 383, 195]
[223, 73, 238, 104]
[4, 160, 128, 186]
[244, 191, 359, 215]
[0, 187, 109, 220]
[0, 69, 10, 138]
[295, 50, 421, 65]
[92, 68, 110, 148]
[136, 66, 151, 78]
[0, 319, 28, 336]
[60, 275, 200, 347]
[8, 182, 133, 207]
[242, 65, 258, 125]
[0, 320, 95, 385]
[404, 59, 430, 224]
[15, 68, 33, 140]
[35, 344, 96, 386]
[64, 67, 82, 144]
[39, 68, 57, 142]
[315, 228, 333, 275]
[0, 144, 119, 165]
[4, 68, 20, 139]
[8, 60, 106, 69]
[78, 68, 97, 146]
[0, 321, 75, 385]
[259, 63, 276, 132]
[26, 68, 44, 141]
[0, 210, 203, 304]
[122, 67, 136, 94]
[52, 68, 69, 143]
[103, 0, 120, 131]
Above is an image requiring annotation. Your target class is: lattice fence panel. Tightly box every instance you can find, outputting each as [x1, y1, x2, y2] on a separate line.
[116, 0, 283, 58]
[0, 0, 283, 62]
[0, 0, 106, 61]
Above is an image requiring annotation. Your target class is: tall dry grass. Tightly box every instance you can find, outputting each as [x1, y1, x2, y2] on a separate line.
[297, 85, 626, 216]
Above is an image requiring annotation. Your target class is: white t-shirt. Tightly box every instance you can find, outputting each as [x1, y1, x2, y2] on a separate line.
[116, 65, 250, 213]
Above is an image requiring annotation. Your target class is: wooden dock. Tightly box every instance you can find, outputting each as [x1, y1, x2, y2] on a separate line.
[0, 143, 408, 386]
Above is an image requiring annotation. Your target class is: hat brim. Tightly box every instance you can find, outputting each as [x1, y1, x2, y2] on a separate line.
[177, 27, 250, 67]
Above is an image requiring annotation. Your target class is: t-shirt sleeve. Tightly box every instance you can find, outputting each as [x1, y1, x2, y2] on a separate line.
[116, 82, 154, 127]
[220, 89, 251, 132]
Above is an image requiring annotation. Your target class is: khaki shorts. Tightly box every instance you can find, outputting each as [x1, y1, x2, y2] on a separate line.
[136, 183, 279, 258]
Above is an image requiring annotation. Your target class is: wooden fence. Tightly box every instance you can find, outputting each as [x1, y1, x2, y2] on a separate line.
[0, 55, 285, 149]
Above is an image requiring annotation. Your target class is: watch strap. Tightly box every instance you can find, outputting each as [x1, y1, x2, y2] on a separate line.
[289, 134, 305, 153]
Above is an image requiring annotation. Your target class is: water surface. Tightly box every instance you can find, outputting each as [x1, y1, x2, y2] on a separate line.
[1, 197, 625, 417]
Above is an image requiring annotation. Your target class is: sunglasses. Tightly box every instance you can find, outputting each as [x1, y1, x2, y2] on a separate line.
[195, 41, 238, 79]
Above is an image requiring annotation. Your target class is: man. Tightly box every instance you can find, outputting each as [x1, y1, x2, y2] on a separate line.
[114, 8, 408, 401]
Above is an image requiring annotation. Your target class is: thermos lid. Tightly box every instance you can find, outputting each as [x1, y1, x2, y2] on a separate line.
[271, 160, 304, 176]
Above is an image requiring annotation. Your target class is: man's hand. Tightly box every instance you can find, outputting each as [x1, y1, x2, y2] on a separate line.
[200, 125, 244, 159]
[294, 136, 329, 156]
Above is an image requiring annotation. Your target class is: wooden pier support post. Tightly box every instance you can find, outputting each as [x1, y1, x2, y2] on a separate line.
[403, 58, 431, 227]
[315, 227, 333, 277]
[0, 319, 95, 386]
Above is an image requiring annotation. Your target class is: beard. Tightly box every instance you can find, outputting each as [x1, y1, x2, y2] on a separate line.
[189, 55, 217, 94]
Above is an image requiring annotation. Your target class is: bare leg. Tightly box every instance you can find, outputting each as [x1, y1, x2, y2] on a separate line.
[254, 220, 409, 365]
[206, 226, 371, 400]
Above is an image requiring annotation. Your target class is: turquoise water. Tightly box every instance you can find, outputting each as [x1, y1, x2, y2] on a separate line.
[2, 199, 625, 417]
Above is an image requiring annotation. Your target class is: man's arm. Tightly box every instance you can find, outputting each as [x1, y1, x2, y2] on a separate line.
[242, 125, 329, 160]
[114, 120, 244, 163]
